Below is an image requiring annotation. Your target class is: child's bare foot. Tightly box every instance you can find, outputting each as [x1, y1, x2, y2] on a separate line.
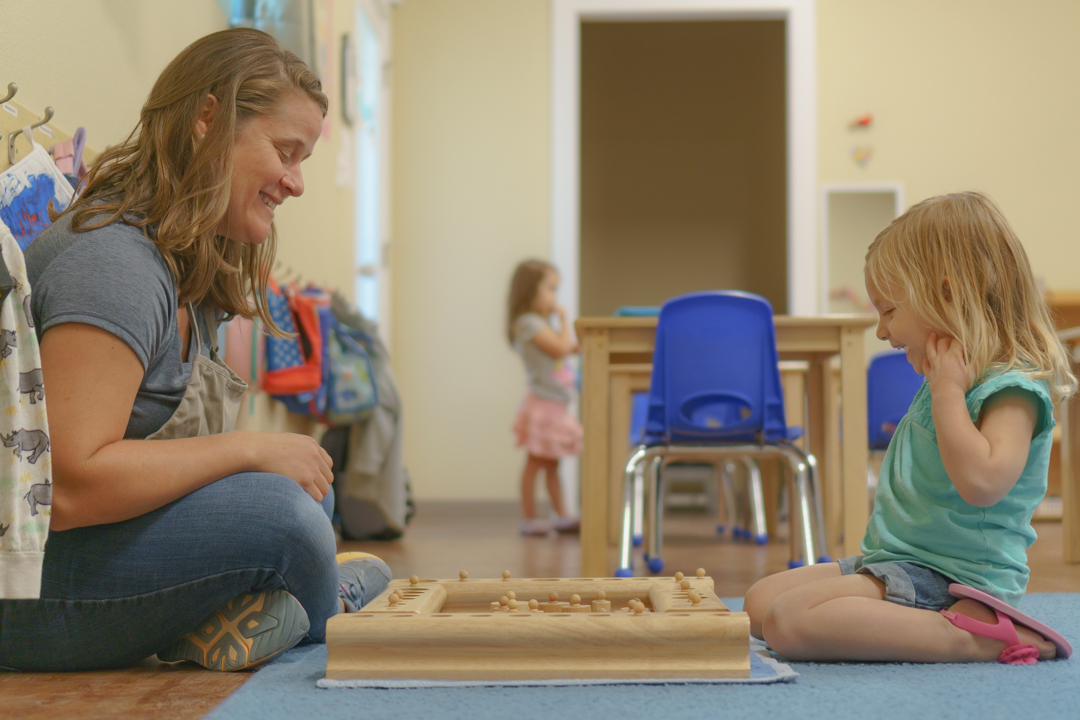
[948, 598, 1057, 661]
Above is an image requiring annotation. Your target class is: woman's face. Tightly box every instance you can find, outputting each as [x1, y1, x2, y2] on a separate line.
[221, 90, 323, 245]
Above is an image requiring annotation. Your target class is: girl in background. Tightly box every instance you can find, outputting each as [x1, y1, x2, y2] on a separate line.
[745, 192, 1075, 664]
[507, 260, 582, 535]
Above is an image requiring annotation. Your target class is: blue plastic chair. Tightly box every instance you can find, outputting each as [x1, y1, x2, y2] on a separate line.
[867, 350, 924, 450]
[616, 291, 828, 576]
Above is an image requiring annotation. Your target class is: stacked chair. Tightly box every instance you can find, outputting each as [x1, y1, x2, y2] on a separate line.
[615, 291, 829, 576]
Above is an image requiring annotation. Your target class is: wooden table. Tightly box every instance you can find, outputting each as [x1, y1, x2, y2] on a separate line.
[1057, 326, 1080, 563]
[574, 315, 877, 577]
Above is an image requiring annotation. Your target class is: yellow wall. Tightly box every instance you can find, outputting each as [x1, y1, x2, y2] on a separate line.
[1, 0, 358, 304]
[391, 0, 1080, 500]
[818, 0, 1080, 294]
[391, 0, 551, 500]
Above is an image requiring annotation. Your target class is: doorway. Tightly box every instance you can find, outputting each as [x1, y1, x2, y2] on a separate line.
[820, 183, 904, 360]
[579, 19, 787, 315]
[552, 0, 819, 318]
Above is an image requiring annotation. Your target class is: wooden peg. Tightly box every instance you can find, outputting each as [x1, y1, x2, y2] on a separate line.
[507, 591, 517, 600]
[409, 575, 420, 585]
[388, 594, 399, 606]
[459, 571, 468, 581]
[696, 568, 706, 578]
[529, 599, 540, 612]
[502, 570, 512, 580]
[688, 590, 702, 605]
[570, 594, 581, 606]
[591, 589, 611, 612]
[549, 592, 559, 602]
[680, 580, 691, 591]
[632, 601, 645, 615]
[499, 596, 510, 608]
[674, 572, 684, 582]
[508, 599, 519, 611]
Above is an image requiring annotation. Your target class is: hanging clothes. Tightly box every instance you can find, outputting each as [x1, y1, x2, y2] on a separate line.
[320, 294, 413, 540]
[0, 217, 51, 599]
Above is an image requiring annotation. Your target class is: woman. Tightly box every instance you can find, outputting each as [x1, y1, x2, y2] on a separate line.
[0, 28, 389, 672]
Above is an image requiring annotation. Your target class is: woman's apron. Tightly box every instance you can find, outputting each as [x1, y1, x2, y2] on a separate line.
[146, 304, 248, 440]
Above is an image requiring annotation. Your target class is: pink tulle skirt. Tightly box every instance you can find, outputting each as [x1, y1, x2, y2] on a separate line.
[513, 392, 583, 460]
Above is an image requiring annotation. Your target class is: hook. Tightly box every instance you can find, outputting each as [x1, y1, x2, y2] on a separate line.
[7, 106, 55, 165]
[0, 82, 15, 105]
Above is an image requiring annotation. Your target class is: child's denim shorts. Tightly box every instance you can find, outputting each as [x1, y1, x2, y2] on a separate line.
[837, 555, 957, 612]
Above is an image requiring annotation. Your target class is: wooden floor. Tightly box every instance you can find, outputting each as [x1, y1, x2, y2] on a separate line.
[5, 501, 1080, 719]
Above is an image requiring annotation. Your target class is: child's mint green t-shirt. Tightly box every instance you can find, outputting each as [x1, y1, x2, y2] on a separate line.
[860, 369, 1055, 607]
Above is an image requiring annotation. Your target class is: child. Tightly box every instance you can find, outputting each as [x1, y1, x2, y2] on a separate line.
[745, 192, 1076, 664]
[507, 260, 583, 535]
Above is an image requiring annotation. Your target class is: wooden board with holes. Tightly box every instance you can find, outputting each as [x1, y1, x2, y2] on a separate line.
[324, 572, 750, 681]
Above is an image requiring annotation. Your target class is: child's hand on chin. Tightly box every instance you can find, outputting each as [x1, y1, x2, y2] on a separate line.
[924, 332, 974, 396]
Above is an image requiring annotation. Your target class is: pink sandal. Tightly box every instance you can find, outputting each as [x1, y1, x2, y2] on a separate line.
[939, 583, 1072, 664]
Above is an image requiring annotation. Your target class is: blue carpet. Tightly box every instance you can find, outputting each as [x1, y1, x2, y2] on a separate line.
[206, 595, 1080, 720]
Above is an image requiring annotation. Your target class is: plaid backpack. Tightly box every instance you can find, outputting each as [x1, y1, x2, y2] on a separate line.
[262, 279, 322, 396]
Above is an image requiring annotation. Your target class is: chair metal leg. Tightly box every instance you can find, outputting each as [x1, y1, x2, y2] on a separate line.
[617, 446, 647, 575]
[785, 444, 831, 562]
[719, 461, 737, 535]
[742, 457, 768, 544]
[645, 457, 664, 573]
[632, 460, 645, 545]
[777, 444, 817, 566]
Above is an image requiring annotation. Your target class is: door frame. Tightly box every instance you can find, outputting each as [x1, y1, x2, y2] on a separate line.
[355, 0, 394, 345]
[551, 0, 818, 317]
[819, 182, 905, 313]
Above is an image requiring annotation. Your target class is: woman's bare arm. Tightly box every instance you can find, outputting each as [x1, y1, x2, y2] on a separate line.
[43, 323, 333, 530]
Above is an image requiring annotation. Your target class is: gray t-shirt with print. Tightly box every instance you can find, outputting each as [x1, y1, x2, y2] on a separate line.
[26, 211, 213, 440]
[513, 312, 573, 404]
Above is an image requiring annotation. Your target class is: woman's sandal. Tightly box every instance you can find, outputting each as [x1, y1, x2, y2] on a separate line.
[939, 583, 1072, 664]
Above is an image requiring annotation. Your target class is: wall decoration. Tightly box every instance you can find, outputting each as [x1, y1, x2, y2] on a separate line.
[849, 112, 873, 129]
[851, 145, 873, 168]
[341, 32, 358, 127]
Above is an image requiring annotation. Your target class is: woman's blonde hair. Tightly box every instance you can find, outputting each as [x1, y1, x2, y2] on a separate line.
[61, 28, 327, 333]
[506, 260, 555, 345]
[865, 191, 1076, 402]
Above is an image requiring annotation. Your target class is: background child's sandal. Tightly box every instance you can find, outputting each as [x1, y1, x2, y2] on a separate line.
[939, 583, 1072, 664]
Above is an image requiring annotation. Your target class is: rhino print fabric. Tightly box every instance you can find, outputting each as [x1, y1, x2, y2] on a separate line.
[0, 218, 51, 600]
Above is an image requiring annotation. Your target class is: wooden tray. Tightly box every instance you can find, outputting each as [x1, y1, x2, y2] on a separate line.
[325, 572, 750, 681]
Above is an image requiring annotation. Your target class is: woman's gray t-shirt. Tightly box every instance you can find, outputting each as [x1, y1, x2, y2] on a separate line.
[25, 212, 213, 439]
[513, 312, 573, 404]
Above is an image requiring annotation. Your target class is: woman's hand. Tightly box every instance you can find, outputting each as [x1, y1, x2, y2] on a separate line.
[246, 432, 334, 502]
[924, 332, 974, 397]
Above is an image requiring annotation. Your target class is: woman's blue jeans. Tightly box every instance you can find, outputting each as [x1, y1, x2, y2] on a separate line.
[0, 473, 340, 671]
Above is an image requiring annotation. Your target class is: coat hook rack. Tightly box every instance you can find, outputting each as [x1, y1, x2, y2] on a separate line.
[0, 83, 16, 143]
[7, 106, 54, 165]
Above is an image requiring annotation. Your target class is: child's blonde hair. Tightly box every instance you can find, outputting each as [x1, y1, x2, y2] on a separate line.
[865, 191, 1076, 403]
[506, 260, 556, 345]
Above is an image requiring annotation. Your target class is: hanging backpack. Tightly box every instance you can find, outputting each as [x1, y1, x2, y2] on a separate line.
[262, 279, 322, 396]
[324, 325, 379, 426]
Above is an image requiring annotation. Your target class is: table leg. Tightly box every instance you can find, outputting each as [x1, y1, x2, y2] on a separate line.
[580, 330, 611, 577]
[608, 373, 633, 546]
[1063, 353, 1080, 563]
[839, 327, 869, 557]
[824, 361, 843, 555]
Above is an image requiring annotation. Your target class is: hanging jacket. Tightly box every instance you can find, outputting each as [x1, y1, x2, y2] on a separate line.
[322, 293, 413, 539]
[0, 217, 51, 599]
